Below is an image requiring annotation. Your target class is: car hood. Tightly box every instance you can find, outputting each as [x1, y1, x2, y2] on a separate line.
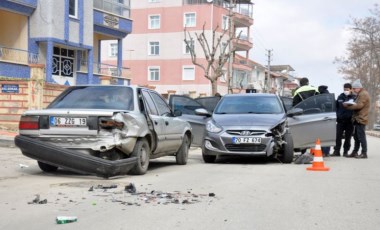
[213, 113, 285, 128]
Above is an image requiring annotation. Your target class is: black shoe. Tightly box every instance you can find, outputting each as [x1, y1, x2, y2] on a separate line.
[346, 151, 358, 158]
[343, 152, 348, 157]
[330, 151, 340, 157]
[355, 153, 367, 159]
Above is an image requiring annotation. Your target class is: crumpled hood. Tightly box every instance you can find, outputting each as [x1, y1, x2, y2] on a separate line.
[212, 113, 285, 128]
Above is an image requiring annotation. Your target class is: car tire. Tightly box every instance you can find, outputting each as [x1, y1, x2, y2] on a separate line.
[37, 161, 58, 172]
[280, 133, 294, 163]
[129, 138, 150, 175]
[202, 153, 216, 163]
[176, 135, 189, 165]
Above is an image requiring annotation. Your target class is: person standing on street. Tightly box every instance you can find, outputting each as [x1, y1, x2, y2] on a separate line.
[331, 83, 356, 157]
[292, 77, 319, 106]
[318, 85, 332, 157]
[343, 79, 370, 159]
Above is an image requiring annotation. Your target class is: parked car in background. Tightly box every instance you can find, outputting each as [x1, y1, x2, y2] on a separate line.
[15, 86, 192, 177]
[374, 123, 380, 131]
[170, 93, 336, 163]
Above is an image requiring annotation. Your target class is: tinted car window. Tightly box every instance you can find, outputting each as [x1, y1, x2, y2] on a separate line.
[215, 96, 283, 114]
[171, 96, 204, 115]
[142, 90, 159, 115]
[150, 92, 172, 116]
[48, 86, 134, 110]
[294, 93, 335, 114]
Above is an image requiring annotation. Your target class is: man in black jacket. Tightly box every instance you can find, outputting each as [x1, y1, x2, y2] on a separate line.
[331, 83, 356, 157]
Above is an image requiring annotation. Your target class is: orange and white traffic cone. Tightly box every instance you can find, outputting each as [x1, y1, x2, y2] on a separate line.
[307, 138, 330, 171]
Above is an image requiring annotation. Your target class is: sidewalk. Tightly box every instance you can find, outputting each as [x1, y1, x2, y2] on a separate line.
[0, 130, 18, 147]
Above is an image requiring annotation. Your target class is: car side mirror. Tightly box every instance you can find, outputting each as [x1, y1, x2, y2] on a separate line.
[287, 108, 303, 117]
[173, 110, 182, 117]
[195, 108, 211, 117]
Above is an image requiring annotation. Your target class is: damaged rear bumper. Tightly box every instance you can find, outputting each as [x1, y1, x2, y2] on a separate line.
[14, 135, 137, 178]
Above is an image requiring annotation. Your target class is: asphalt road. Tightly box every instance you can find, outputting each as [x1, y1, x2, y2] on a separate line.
[1, 136, 380, 230]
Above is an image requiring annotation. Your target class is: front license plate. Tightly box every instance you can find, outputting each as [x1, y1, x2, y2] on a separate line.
[50, 116, 87, 127]
[232, 137, 261, 144]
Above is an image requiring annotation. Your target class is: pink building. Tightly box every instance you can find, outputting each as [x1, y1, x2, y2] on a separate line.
[102, 0, 254, 98]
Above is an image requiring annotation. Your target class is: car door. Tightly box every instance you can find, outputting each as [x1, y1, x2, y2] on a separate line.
[288, 93, 336, 149]
[149, 91, 183, 153]
[169, 95, 217, 147]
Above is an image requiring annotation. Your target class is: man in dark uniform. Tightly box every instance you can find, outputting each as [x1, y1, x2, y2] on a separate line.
[292, 77, 319, 106]
[331, 83, 356, 157]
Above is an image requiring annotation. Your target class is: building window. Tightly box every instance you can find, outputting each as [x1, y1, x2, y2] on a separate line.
[184, 13, 196, 27]
[52, 46, 75, 77]
[149, 15, 160, 29]
[148, 66, 160, 81]
[184, 40, 194, 54]
[109, 43, 118, 57]
[69, 0, 78, 18]
[222, 15, 229, 30]
[149, 41, 160, 55]
[182, 66, 195, 81]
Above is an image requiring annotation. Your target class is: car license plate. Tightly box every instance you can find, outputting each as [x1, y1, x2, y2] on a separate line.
[50, 116, 87, 127]
[232, 137, 261, 144]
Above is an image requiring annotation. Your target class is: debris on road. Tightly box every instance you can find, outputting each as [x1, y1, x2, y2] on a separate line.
[56, 216, 77, 224]
[28, 194, 47, 204]
[124, 183, 136, 194]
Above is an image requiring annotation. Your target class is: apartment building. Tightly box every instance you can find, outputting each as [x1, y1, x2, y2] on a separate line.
[102, 0, 254, 97]
[0, 0, 132, 85]
[0, 0, 132, 129]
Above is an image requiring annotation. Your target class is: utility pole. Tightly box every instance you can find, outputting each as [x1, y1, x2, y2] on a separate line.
[227, 0, 235, 94]
[265, 49, 273, 93]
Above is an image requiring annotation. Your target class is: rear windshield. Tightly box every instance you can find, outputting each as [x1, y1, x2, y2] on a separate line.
[214, 96, 283, 114]
[48, 86, 134, 110]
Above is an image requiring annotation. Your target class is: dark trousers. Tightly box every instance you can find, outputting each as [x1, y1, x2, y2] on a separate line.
[334, 121, 354, 153]
[353, 122, 367, 154]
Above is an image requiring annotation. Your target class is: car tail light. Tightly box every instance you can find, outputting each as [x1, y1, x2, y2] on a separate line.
[19, 116, 40, 130]
[99, 118, 124, 130]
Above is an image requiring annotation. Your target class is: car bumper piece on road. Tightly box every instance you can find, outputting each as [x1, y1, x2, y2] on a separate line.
[14, 135, 137, 178]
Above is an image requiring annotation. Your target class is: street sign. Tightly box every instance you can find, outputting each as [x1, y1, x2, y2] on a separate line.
[1, 84, 19, 93]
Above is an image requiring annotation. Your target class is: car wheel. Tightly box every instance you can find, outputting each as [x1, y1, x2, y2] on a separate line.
[202, 153, 216, 163]
[37, 161, 58, 172]
[129, 138, 150, 175]
[176, 135, 189, 165]
[280, 133, 294, 163]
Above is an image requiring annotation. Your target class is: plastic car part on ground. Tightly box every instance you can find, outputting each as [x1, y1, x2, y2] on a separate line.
[14, 135, 137, 178]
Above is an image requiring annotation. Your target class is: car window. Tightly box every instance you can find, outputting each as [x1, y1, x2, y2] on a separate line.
[214, 96, 283, 114]
[48, 86, 134, 110]
[170, 95, 205, 115]
[150, 91, 172, 116]
[142, 90, 159, 115]
[281, 97, 293, 111]
[294, 93, 335, 114]
[195, 97, 221, 112]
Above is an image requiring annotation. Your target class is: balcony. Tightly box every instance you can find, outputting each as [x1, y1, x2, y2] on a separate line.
[0, 0, 37, 15]
[94, 0, 130, 18]
[0, 46, 39, 65]
[80, 61, 131, 79]
[232, 35, 253, 51]
[93, 0, 132, 38]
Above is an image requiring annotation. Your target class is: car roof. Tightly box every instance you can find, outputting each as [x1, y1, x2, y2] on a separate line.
[223, 93, 278, 98]
[69, 85, 150, 91]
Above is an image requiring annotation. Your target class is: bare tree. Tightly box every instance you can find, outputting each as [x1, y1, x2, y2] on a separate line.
[184, 23, 240, 95]
[335, 4, 380, 128]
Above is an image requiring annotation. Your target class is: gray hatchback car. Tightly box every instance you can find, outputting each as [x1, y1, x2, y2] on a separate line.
[15, 85, 192, 177]
[170, 93, 336, 163]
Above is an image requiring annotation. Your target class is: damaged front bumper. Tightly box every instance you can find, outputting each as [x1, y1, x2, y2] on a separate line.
[15, 135, 137, 178]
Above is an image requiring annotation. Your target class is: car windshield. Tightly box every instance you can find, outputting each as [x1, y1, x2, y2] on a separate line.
[48, 86, 134, 110]
[214, 95, 283, 114]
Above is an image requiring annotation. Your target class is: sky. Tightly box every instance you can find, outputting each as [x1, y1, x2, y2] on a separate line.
[250, 0, 378, 95]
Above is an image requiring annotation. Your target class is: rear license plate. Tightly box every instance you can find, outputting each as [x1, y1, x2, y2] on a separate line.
[232, 137, 261, 144]
[50, 116, 87, 127]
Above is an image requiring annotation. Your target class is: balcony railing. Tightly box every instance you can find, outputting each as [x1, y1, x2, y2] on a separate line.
[94, 0, 130, 18]
[183, 0, 253, 18]
[80, 61, 131, 79]
[0, 46, 39, 65]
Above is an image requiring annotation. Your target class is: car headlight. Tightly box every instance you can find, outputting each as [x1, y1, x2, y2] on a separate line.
[206, 120, 222, 133]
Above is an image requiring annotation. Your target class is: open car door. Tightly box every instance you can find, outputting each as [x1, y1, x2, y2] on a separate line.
[169, 95, 219, 147]
[288, 93, 336, 149]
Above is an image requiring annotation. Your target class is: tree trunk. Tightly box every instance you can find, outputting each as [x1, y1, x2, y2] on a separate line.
[211, 80, 218, 96]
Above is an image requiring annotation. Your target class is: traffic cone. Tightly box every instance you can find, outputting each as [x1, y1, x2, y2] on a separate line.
[307, 138, 330, 171]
